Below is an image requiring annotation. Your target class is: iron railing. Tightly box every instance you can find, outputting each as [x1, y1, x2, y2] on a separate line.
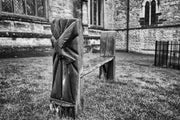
[154, 41, 180, 70]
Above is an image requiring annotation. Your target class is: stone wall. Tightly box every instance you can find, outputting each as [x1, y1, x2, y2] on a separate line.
[0, 20, 51, 34]
[114, 0, 180, 54]
[115, 31, 127, 50]
[159, 0, 180, 26]
[0, 19, 51, 47]
[104, 0, 115, 29]
[0, 38, 51, 47]
[2, 0, 179, 55]
[49, 0, 81, 22]
[0, 0, 82, 53]
[127, 0, 180, 28]
[116, 27, 180, 54]
[114, 0, 127, 29]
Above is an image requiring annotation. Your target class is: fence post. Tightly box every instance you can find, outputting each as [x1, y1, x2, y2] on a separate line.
[178, 42, 180, 70]
[159, 41, 162, 66]
[162, 41, 165, 66]
[154, 41, 157, 66]
[169, 41, 172, 67]
[155, 41, 180, 70]
[165, 41, 169, 67]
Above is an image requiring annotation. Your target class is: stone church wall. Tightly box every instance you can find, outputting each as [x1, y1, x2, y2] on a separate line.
[0, 0, 81, 56]
[114, 0, 180, 54]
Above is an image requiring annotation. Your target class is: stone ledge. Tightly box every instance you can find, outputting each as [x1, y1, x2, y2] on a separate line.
[0, 32, 52, 38]
[0, 46, 53, 58]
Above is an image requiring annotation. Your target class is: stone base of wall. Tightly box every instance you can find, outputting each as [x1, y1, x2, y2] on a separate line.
[0, 37, 52, 58]
[0, 37, 51, 47]
[0, 46, 53, 58]
[116, 26, 180, 55]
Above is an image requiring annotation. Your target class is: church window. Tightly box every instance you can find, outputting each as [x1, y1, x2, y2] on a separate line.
[89, 0, 104, 27]
[0, 0, 47, 19]
[139, 0, 161, 27]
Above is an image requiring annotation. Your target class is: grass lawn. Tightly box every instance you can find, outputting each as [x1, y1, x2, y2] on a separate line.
[0, 52, 180, 120]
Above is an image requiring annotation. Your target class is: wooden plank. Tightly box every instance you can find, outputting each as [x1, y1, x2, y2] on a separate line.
[50, 18, 83, 119]
[106, 57, 116, 80]
[80, 56, 114, 78]
[100, 31, 116, 81]
[100, 31, 116, 57]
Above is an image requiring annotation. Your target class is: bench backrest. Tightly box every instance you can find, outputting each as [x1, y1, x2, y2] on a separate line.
[100, 31, 116, 57]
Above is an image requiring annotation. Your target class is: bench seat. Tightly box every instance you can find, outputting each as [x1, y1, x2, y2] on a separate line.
[50, 56, 115, 107]
[81, 56, 114, 78]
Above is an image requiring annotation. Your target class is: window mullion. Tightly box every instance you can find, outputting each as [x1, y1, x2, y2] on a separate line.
[96, 0, 98, 26]
[101, 0, 104, 27]
[0, 0, 2, 12]
[90, 0, 92, 24]
[92, 0, 94, 25]
[35, 0, 37, 16]
[24, 0, 27, 15]
[12, 0, 14, 13]
[149, 4, 151, 25]
[44, 0, 47, 18]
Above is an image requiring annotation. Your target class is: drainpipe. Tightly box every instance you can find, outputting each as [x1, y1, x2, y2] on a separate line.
[126, 0, 129, 52]
[81, 0, 83, 21]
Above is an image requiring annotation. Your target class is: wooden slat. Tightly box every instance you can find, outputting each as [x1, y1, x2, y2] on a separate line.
[100, 31, 116, 57]
[80, 56, 114, 78]
[50, 98, 75, 107]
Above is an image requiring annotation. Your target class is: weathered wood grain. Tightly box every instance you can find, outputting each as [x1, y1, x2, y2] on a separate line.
[99, 31, 116, 81]
[100, 31, 116, 57]
[80, 56, 114, 78]
[50, 17, 116, 119]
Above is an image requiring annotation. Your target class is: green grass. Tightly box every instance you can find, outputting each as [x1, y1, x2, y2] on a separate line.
[0, 52, 180, 120]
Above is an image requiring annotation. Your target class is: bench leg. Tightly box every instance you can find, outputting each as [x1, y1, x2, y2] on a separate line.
[99, 58, 115, 81]
[58, 106, 75, 119]
[50, 76, 84, 119]
[99, 65, 107, 79]
[107, 58, 115, 81]
[50, 98, 84, 119]
[75, 84, 84, 118]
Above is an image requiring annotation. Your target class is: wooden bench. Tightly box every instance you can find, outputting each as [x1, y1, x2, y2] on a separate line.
[49, 18, 116, 119]
[81, 32, 116, 81]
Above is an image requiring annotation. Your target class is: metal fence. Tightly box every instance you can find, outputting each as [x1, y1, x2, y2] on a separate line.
[154, 41, 180, 70]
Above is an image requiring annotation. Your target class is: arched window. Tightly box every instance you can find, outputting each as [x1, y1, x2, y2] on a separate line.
[0, 0, 47, 18]
[151, 0, 156, 25]
[145, 1, 150, 25]
[140, 0, 161, 27]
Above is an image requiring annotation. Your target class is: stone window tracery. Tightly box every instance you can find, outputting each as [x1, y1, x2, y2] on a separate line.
[151, 0, 156, 25]
[139, 0, 161, 27]
[0, 0, 47, 18]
